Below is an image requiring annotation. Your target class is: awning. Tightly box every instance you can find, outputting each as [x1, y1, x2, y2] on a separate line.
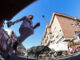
[74, 41, 80, 44]
[49, 42, 68, 52]
[0, 0, 37, 20]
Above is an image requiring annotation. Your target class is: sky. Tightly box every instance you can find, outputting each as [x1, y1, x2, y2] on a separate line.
[4, 0, 80, 49]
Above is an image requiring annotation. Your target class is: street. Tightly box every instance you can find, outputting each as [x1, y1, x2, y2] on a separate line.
[54, 51, 80, 60]
[0, 55, 80, 60]
[0, 55, 36, 60]
[0, 52, 80, 60]
[9, 55, 35, 60]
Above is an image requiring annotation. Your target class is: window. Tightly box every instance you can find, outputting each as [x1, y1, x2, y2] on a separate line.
[71, 24, 74, 27]
[54, 27, 56, 30]
[50, 41, 53, 43]
[59, 30, 61, 32]
[53, 27, 56, 33]
[49, 32, 52, 34]
[45, 37, 48, 43]
[76, 24, 79, 27]
[76, 22, 79, 27]
[56, 35, 59, 38]
[78, 34, 80, 39]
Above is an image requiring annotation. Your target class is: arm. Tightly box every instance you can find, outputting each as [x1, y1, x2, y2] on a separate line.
[33, 23, 40, 29]
[13, 16, 27, 24]
[7, 16, 27, 27]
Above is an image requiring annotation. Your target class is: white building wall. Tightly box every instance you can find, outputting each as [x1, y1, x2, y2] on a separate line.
[51, 16, 64, 43]
[43, 28, 51, 46]
[49, 42, 68, 51]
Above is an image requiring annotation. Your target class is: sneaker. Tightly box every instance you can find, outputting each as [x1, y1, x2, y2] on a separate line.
[12, 41, 18, 51]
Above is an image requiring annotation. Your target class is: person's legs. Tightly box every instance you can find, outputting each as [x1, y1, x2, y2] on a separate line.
[12, 41, 18, 51]
[13, 28, 33, 51]
[17, 28, 34, 43]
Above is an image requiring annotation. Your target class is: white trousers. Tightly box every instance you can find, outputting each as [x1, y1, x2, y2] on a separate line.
[17, 27, 34, 44]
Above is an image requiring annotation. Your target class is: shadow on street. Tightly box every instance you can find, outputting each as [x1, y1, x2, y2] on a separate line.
[9, 55, 35, 60]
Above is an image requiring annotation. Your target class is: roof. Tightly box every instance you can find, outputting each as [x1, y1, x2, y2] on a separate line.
[0, 0, 37, 20]
[50, 12, 80, 27]
[50, 12, 80, 38]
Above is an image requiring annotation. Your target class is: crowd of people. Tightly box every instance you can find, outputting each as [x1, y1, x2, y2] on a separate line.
[39, 41, 80, 60]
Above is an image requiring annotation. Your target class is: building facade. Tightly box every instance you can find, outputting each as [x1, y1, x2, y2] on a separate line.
[41, 24, 53, 46]
[41, 12, 80, 51]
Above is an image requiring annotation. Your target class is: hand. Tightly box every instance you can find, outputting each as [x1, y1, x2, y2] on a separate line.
[7, 21, 14, 27]
[36, 22, 40, 27]
[33, 22, 40, 29]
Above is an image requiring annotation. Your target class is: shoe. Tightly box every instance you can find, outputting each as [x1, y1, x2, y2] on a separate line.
[1, 52, 10, 60]
[12, 41, 18, 51]
[6, 54, 10, 60]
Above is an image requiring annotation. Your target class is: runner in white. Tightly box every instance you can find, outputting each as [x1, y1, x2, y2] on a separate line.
[7, 15, 40, 51]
